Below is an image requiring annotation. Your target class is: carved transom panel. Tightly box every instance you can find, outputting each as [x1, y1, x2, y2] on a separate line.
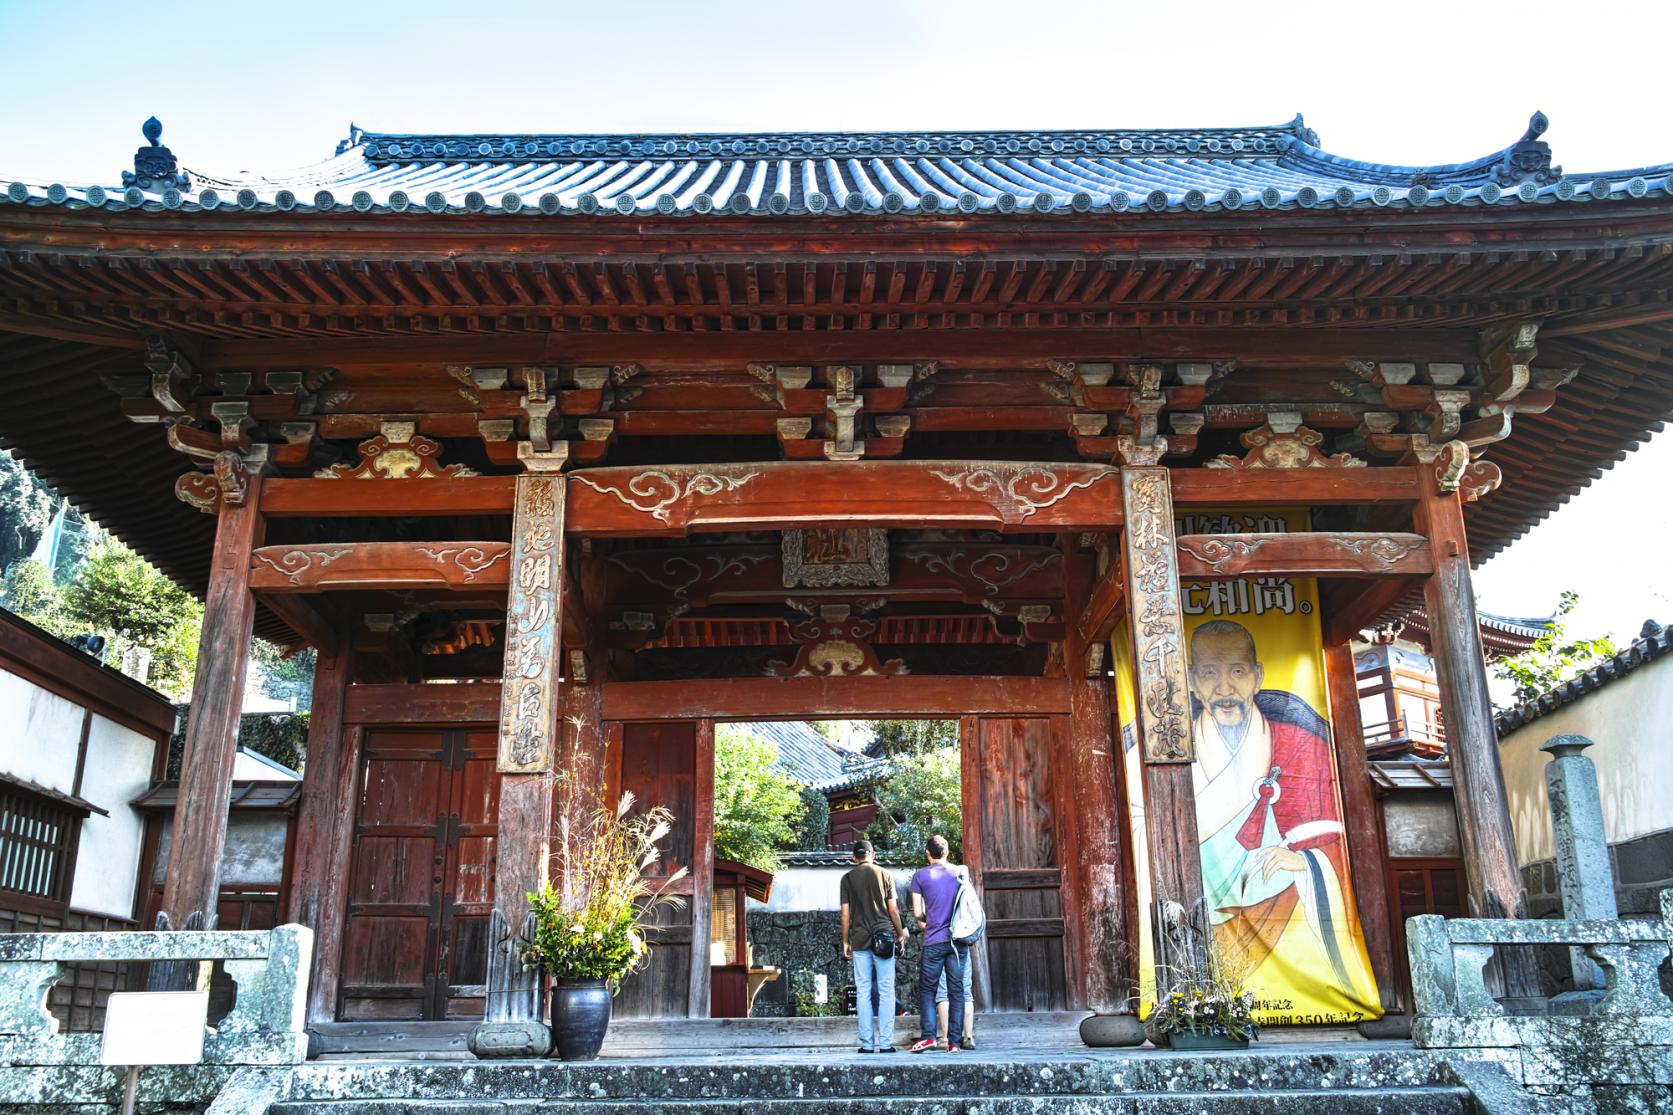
[782, 528, 889, 588]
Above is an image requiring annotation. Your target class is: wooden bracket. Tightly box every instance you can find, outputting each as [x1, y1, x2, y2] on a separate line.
[1207, 412, 1366, 470]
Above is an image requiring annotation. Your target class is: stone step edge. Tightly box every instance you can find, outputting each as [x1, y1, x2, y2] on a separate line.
[268, 1085, 1472, 1111]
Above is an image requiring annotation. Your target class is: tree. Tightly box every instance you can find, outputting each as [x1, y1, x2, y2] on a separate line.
[795, 785, 830, 851]
[0, 450, 55, 577]
[60, 540, 203, 698]
[863, 719, 958, 759]
[1, 558, 66, 631]
[1492, 591, 1618, 710]
[868, 744, 962, 862]
[712, 725, 808, 872]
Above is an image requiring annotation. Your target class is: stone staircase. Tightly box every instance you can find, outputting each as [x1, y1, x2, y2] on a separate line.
[265, 1042, 1479, 1114]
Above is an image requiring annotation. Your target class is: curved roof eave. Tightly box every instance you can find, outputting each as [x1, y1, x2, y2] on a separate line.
[7, 113, 1673, 221]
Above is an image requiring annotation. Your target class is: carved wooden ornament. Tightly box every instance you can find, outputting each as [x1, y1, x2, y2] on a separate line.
[1207, 414, 1366, 470]
[782, 529, 889, 588]
[929, 463, 1115, 521]
[496, 474, 564, 773]
[315, 421, 478, 480]
[173, 451, 254, 514]
[1120, 468, 1193, 763]
[765, 606, 906, 678]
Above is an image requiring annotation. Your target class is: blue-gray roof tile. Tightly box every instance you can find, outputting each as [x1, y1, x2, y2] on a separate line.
[9, 113, 1673, 221]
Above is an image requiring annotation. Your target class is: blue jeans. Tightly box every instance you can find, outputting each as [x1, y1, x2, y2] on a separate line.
[851, 947, 896, 1050]
[918, 939, 967, 1042]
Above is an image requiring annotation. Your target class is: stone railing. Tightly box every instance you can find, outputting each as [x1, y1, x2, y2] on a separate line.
[1407, 891, 1672, 1104]
[0, 925, 311, 1111]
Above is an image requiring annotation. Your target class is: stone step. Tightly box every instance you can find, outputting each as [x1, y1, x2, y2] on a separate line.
[270, 1086, 1473, 1114]
[284, 1043, 1456, 1104]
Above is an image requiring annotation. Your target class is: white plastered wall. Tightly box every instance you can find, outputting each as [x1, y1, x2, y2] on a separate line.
[67, 715, 155, 918]
[0, 670, 84, 794]
[1498, 654, 1673, 866]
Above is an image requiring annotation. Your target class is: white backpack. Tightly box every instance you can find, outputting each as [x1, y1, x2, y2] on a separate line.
[949, 866, 986, 946]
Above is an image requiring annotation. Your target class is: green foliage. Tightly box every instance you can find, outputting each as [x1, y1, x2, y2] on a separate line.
[1145, 946, 1259, 1043]
[58, 540, 203, 698]
[868, 744, 961, 862]
[523, 790, 688, 987]
[250, 640, 317, 709]
[0, 450, 54, 576]
[712, 725, 808, 872]
[795, 785, 830, 851]
[166, 710, 310, 779]
[790, 970, 843, 1018]
[865, 719, 957, 759]
[1, 558, 70, 635]
[1492, 591, 1618, 710]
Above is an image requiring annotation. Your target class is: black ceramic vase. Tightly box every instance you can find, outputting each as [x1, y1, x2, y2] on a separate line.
[550, 979, 613, 1061]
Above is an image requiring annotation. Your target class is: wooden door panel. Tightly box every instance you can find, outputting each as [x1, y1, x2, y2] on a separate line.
[338, 728, 498, 1023]
[612, 722, 699, 1018]
[616, 902, 693, 1019]
[349, 836, 437, 907]
[969, 717, 1069, 1013]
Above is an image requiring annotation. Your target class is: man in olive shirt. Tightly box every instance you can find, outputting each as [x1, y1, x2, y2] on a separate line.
[840, 839, 908, 1053]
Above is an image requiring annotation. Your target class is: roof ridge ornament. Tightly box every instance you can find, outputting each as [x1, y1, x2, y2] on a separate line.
[123, 117, 190, 191]
[1493, 111, 1560, 186]
[336, 122, 366, 156]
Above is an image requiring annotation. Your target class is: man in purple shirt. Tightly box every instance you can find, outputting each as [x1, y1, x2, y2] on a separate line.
[907, 834, 966, 1053]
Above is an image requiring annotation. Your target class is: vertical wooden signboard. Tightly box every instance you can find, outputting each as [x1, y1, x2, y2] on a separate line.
[1119, 469, 1192, 765]
[499, 473, 564, 774]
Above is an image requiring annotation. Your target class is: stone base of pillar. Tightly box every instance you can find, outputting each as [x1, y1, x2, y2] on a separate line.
[468, 1020, 551, 1059]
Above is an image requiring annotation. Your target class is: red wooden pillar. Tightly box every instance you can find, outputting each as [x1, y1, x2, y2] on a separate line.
[1061, 541, 1130, 1013]
[1323, 642, 1398, 1012]
[287, 630, 356, 1024]
[161, 470, 265, 930]
[472, 464, 566, 1057]
[1118, 468, 1207, 961]
[1412, 469, 1539, 996]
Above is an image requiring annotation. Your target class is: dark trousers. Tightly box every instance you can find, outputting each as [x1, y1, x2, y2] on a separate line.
[918, 939, 967, 1042]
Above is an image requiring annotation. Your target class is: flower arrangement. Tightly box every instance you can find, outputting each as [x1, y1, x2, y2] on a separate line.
[522, 789, 688, 987]
[1143, 942, 1259, 1045]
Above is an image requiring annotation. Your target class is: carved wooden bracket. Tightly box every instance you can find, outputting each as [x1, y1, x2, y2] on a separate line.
[1431, 440, 1471, 493]
[144, 334, 198, 415]
[1461, 459, 1504, 502]
[174, 450, 261, 514]
[765, 605, 906, 678]
[1206, 412, 1366, 470]
[315, 421, 478, 479]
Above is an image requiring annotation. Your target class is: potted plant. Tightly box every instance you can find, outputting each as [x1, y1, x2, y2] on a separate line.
[1144, 944, 1259, 1051]
[522, 790, 687, 1061]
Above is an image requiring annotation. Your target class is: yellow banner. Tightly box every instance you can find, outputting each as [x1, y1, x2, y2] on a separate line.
[1115, 507, 1382, 1025]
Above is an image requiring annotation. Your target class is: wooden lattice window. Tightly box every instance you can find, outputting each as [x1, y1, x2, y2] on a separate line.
[0, 786, 79, 906]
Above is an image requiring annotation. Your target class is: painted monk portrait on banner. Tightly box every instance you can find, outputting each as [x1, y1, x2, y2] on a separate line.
[1186, 619, 1354, 991]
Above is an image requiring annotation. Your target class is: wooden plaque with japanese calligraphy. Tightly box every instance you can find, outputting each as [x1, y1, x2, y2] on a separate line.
[496, 474, 565, 773]
[1120, 468, 1194, 764]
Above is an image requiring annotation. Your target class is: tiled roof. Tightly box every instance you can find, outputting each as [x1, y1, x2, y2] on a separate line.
[1495, 619, 1673, 735]
[736, 721, 884, 793]
[9, 112, 1673, 220]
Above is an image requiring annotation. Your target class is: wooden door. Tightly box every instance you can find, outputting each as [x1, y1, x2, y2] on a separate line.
[338, 729, 499, 1021]
[607, 720, 713, 1019]
[963, 717, 1070, 1012]
[437, 731, 499, 1018]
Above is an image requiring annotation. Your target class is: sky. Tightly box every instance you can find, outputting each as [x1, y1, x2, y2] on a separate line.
[4, 0, 1669, 643]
